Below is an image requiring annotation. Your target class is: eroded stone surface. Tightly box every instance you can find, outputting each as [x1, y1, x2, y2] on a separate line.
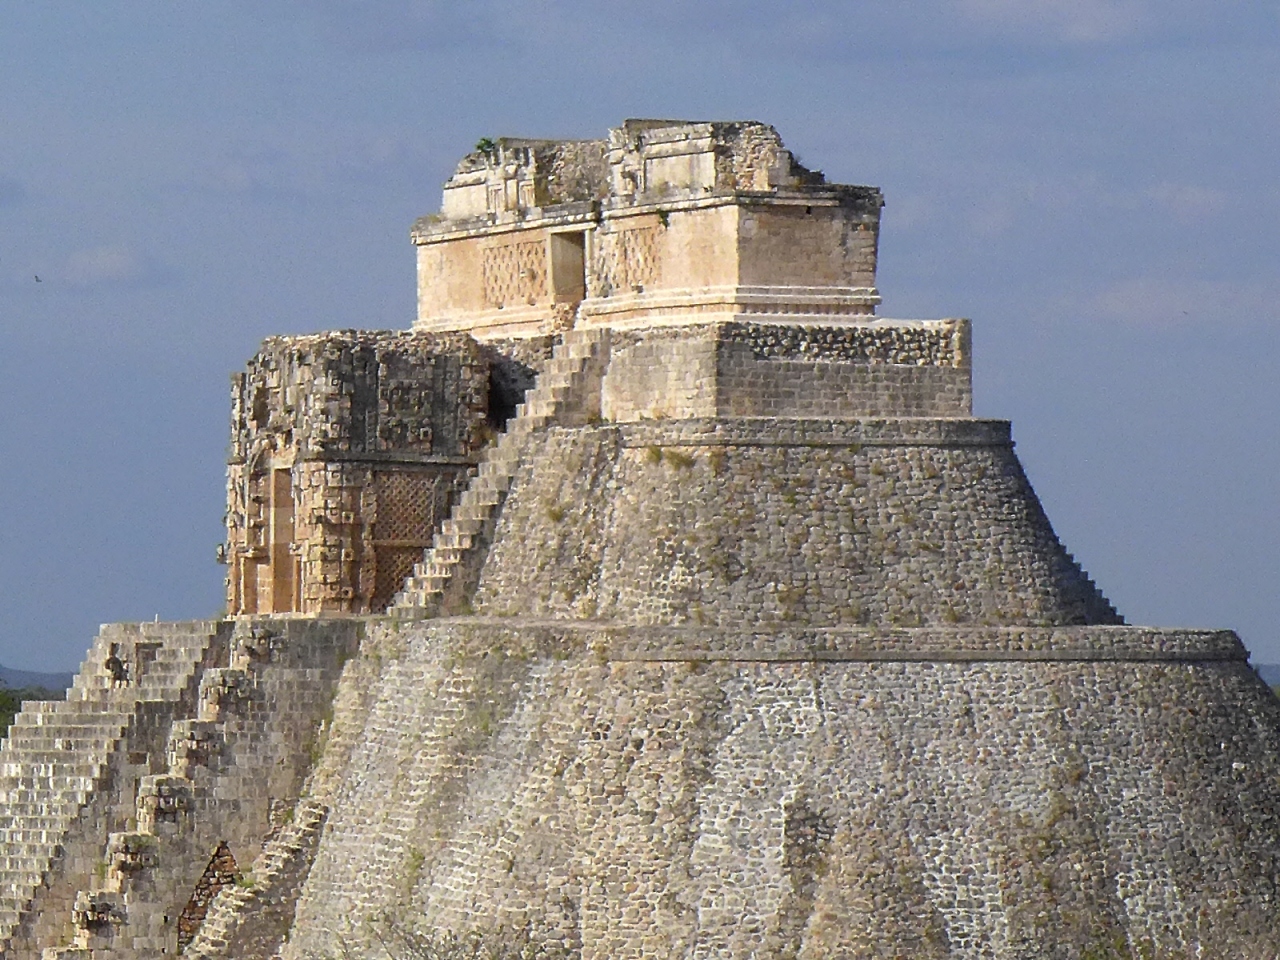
[284, 620, 1280, 959]
[472, 420, 1118, 628]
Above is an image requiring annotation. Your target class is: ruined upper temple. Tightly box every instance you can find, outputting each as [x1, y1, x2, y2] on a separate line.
[412, 120, 883, 338]
[6, 121, 1280, 959]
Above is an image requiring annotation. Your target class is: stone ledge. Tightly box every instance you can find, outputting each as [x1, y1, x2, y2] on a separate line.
[609, 648, 1244, 664]
[413, 189, 880, 244]
[612, 416, 1012, 448]
[577, 285, 883, 322]
[289, 451, 477, 466]
[407, 619, 1246, 662]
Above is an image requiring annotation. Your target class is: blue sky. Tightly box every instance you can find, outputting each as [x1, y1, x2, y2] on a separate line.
[1, 2, 1277, 670]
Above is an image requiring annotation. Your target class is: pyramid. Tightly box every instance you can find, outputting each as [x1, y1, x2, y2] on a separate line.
[9, 121, 1280, 959]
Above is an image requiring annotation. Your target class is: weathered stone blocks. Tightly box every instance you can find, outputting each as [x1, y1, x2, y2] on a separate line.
[282, 619, 1280, 959]
[472, 419, 1118, 628]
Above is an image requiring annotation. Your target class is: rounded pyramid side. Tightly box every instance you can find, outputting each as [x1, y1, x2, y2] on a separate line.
[470, 418, 1121, 628]
[281, 620, 1280, 959]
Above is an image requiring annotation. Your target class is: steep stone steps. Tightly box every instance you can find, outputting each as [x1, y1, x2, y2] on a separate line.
[0, 777, 103, 796]
[38, 664, 241, 955]
[0, 621, 224, 956]
[391, 328, 608, 615]
[37, 619, 361, 957]
[183, 798, 330, 958]
[1061, 550, 1124, 623]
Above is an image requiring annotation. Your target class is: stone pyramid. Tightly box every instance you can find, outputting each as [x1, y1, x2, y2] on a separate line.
[7, 121, 1279, 959]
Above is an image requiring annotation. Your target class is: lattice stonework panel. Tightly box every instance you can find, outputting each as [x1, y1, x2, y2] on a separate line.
[606, 225, 659, 293]
[371, 470, 440, 611]
[482, 239, 547, 308]
[373, 472, 435, 542]
[178, 841, 238, 950]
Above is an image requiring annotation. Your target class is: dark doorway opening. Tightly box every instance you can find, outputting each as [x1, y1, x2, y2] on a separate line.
[488, 357, 537, 430]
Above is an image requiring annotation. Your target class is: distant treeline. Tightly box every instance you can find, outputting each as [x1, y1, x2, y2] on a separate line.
[1254, 664, 1280, 699]
[0, 687, 66, 738]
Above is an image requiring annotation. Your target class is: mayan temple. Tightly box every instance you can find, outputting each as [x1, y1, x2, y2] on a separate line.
[5, 120, 1280, 959]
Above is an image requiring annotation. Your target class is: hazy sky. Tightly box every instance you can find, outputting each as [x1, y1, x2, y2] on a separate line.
[1, 2, 1277, 671]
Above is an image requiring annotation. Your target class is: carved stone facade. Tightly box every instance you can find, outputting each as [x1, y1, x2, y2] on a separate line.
[223, 331, 488, 614]
[413, 120, 883, 339]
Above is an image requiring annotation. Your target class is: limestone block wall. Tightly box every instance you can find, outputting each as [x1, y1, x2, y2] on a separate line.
[601, 326, 720, 421]
[45, 617, 362, 958]
[417, 228, 563, 326]
[737, 201, 879, 290]
[283, 619, 1280, 959]
[183, 622, 405, 958]
[601, 322, 971, 423]
[416, 232, 488, 322]
[470, 419, 1116, 627]
[577, 203, 882, 331]
[717, 320, 970, 415]
[417, 197, 884, 338]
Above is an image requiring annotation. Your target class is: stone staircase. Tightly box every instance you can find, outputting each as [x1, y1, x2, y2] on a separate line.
[39, 659, 249, 958]
[392, 328, 609, 615]
[0, 621, 224, 956]
[181, 798, 329, 958]
[1061, 550, 1124, 624]
[34, 619, 362, 959]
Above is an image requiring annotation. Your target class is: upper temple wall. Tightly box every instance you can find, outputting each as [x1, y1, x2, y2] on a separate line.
[600, 320, 972, 422]
[412, 120, 884, 339]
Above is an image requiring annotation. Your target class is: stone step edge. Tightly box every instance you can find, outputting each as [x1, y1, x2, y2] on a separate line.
[181, 799, 330, 958]
[390, 329, 608, 613]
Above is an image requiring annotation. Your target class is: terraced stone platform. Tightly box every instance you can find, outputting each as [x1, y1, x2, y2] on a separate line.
[282, 618, 1280, 960]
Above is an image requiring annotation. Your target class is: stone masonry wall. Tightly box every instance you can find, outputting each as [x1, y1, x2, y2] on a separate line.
[602, 326, 719, 421]
[283, 618, 1280, 959]
[716, 319, 970, 418]
[184, 620, 397, 959]
[601, 322, 971, 423]
[737, 203, 879, 291]
[471, 419, 1118, 627]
